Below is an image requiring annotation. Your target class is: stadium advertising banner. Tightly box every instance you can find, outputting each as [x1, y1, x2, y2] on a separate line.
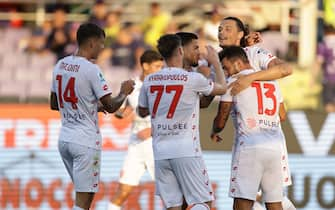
[0, 104, 334, 210]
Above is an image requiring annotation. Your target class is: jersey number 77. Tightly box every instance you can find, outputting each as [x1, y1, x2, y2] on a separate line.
[150, 85, 183, 119]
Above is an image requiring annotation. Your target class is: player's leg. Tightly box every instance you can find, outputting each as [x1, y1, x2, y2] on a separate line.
[260, 150, 284, 210]
[71, 143, 101, 209]
[155, 159, 184, 210]
[281, 196, 296, 210]
[170, 157, 214, 209]
[233, 198, 254, 210]
[108, 144, 147, 209]
[229, 149, 262, 210]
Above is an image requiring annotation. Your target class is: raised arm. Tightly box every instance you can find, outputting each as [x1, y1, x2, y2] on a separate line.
[100, 80, 135, 113]
[211, 101, 233, 142]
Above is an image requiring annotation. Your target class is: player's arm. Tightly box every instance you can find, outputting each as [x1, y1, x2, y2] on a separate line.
[279, 102, 286, 122]
[100, 80, 135, 113]
[230, 58, 292, 96]
[211, 101, 233, 142]
[200, 95, 215, 108]
[50, 92, 59, 111]
[204, 45, 227, 96]
[137, 127, 151, 140]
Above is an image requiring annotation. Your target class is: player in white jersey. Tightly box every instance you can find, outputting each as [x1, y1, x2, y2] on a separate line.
[217, 17, 296, 210]
[50, 23, 135, 210]
[107, 50, 164, 210]
[211, 46, 288, 210]
[217, 16, 292, 96]
[138, 34, 227, 210]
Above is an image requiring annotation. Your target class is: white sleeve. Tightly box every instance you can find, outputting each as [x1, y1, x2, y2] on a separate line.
[220, 88, 233, 102]
[51, 74, 56, 93]
[138, 82, 148, 108]
[254, 47, 276, 70]
[220, 77, 236, 102]
[190, 73, 214, 96]
[89, 66, 112, 99]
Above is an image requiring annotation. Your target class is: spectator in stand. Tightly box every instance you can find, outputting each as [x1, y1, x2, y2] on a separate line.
[104, 10, 122, 46]
[46, 5, 70, 59]
[110, 23, 146, 70]
[88, 0, 107, 28]
[141, 2, 171, 48]
[317, 24, 335, 112]
[64, 22, 81, 56]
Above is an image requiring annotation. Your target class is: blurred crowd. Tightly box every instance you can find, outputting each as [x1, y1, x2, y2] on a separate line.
[0, 0, 334, 113]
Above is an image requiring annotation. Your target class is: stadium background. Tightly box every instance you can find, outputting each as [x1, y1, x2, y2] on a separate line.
[0, 0, 334, 209]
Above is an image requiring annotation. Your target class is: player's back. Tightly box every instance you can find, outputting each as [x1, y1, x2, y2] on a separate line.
[52, 55, 111, 149]
[230, 69, 284, 150]
[140, 67, 213, 160]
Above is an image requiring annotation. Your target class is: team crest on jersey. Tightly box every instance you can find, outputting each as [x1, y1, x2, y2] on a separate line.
[99, 72, 105, 82]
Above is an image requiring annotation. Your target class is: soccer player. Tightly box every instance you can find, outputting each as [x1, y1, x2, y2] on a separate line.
[107, 50, 164, 210]
[218, 16, 292, 96]
[217, 17, 296, 210]
[50, 23, 135, 210]
[138, 34, 227, 210]
[211, 46, 289, 210]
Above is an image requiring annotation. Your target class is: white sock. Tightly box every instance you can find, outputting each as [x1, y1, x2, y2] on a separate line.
[190, 203, 210, 210]
[282, 196, 296, 210]
[107, 202, 121, 210]
[252, 201, 266, 210]
[73, 206, 85, 210]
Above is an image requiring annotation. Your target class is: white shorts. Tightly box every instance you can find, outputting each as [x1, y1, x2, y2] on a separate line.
[119, 139, 154, 185]
[281, 139, 292, 187]
[229, 148, 283, 202]
[58, 141, 101, 192]
[155, 157, 214, 208]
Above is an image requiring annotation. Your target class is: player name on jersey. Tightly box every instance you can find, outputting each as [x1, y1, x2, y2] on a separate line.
[148, 73, 188, 81]
[59, 62, 80, 72]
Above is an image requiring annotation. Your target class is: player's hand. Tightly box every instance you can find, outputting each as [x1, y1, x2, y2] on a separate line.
[203, 45, 220, 66]
[120, 79, 135, 95]
[210, 132, 223, 143]
[228, 74, 253, 96]
[245, 32, 262, 46]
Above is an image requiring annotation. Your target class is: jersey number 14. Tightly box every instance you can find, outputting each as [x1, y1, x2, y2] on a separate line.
[56, 75, 78, 109]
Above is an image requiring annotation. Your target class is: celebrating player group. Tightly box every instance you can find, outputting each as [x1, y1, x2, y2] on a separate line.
[50, 16, 295, 210]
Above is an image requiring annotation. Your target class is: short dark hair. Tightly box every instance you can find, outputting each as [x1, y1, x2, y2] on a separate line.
[219, 46, 249, 64]
[175, 32, 198, 46]
[140, 50, 163, 64]
[76, 23, 105, 46]
[223, 16, 249, 47]
[157, 34, 182, 59]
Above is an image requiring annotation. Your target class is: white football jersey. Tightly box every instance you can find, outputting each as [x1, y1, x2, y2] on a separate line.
[51, 55, 112, 149]
[244, 45, 276, 71]
[221, 69, 284, 151]
[139, 67, 214, 160]
[127, 77, 151, 144]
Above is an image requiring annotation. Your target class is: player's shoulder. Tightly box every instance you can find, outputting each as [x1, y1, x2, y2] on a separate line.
[244, 45, 274, 58]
